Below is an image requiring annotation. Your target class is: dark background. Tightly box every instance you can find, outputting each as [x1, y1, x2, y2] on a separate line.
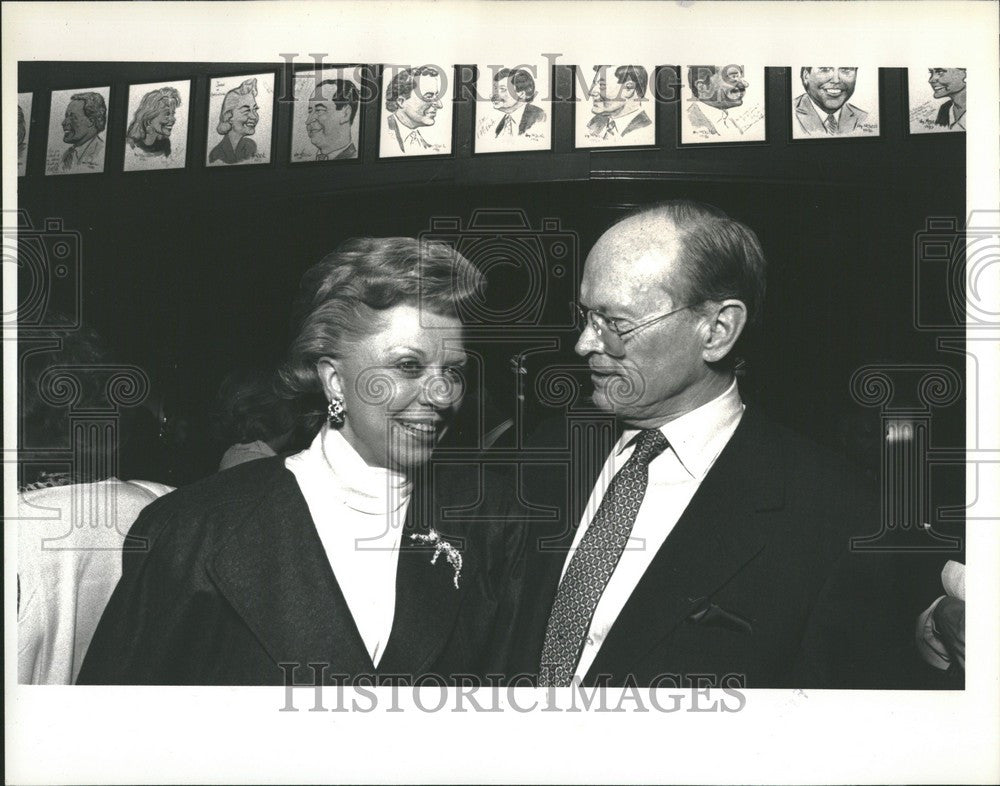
[17, 61, 965, 497]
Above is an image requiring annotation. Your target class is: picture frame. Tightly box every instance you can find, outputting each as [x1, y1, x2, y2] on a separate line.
[789, 65, 881, 140]
[17, 92, 33, 176]
[472, 63, 553, 155]
[572, 63, 657, 150]
[378, 63, 454, 159]
[906, 66, 967, 134]
[678, 63, 767, 146]
[205, 71, 276, 167]
[123, 79, 191, 171]
[45, 85, 111, 175]
[290, 64, 365, 164]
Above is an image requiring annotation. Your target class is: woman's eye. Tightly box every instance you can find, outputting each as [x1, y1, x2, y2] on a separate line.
[396, 360, 423, 376]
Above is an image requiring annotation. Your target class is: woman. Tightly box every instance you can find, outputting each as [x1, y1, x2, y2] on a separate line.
[77, 238, 524, 685]
[125, 86, 181, 159]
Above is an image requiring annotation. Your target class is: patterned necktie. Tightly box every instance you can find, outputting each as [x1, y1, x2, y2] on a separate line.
[538, 428, 670, 687]
[602, 119, 619, 139]
[496, 114, 513, 137]
[825, 113, 839, 135]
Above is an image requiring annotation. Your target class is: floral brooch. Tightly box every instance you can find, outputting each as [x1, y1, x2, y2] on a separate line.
[410, 528, 463, 589]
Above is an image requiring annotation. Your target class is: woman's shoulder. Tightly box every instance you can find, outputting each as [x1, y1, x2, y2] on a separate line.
[130, 457, 293, 552]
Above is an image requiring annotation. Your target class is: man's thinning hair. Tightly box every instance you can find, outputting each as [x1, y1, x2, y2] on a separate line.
[621, 199, 767, 328]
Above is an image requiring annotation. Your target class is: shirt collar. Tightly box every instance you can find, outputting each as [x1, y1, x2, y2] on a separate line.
[503, 101, 527, 129]
[286, 424, 411, 514]
[317, 140, 352, 159]
[618, 377, 744, 479]
[808, 96, 842, 125]
[72, 134, 102, 160]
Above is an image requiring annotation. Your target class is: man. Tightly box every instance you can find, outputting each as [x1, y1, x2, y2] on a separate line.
[60, 92, 106, 172]
[928, 67, 966, 131]
[586, 65, 652, 141]
[384, 66, 445, 154]
[794, 67, 868, 136]
[686, 64, 749, 137]
[506, 200, 904, 688]
[488, 68, 546, 138]
[209, 78, 259, 165]
[305, 78, 360, 160]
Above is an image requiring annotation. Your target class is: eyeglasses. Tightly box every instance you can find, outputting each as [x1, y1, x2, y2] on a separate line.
[575, 302, 696, 357]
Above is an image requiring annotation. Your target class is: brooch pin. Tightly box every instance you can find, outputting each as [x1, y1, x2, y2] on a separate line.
[410, 528, 463, 589]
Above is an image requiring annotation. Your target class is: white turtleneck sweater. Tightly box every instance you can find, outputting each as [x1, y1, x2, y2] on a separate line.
[285, 425, 412, 667]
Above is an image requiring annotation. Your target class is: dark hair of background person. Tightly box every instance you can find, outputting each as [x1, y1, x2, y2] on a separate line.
[276, 236, 484, 434]
[212, 364, 296, 448]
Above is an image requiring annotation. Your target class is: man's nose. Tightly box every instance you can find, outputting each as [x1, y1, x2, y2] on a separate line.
[433, 98, 443, 108]
[575, 321, 604, 357]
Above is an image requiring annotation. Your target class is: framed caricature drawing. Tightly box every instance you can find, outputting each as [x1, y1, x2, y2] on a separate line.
[379, 64, 453, 158]
[123, 80, 190, 171]
[45, 86, 110, 175]
[790, 66, 880, 139]
[473, 64, 552, 154]
[205, 72, 275, 167]
[291, 66, 363, 163]
[573, 63, 656, 149]
[908, 67, 966, 133]
[680, 64, 766, 144]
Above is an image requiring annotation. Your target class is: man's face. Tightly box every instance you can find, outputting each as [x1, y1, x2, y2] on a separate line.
[801, 67, 858, 112]
[229, 94, 259, 137]
[575, 217, 712, 427]
[149, 103, 176, 139]
[62, 100, 96, 145]
[491, 77, 522, 113]
[398, 74, 443, 127]
[695, 65, 748, 110]
[928, 68, 966, 99]
[306, 85, 351, 146]
[588, 71, 634, 116]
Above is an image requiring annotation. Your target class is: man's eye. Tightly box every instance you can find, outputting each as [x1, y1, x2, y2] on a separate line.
[443, 366, 465, 382]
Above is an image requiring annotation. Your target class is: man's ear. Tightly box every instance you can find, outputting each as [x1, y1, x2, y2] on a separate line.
[694, 79, 711, 100]
[316, 356, 344, 402]
[700, 299, 748, 364]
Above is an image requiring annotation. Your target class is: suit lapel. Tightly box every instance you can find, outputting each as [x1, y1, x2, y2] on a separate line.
[207, 464, 374, 678]
[585, 408, 785, 682]
[376, 479, 471, 678]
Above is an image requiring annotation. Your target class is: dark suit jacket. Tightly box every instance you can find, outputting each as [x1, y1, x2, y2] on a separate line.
[519, 103, 546, 134]
[77, 457, 524, 685]
[208, 134, 257, 164]
[504, 406, 911, 688]
[794, 93, 868, 136]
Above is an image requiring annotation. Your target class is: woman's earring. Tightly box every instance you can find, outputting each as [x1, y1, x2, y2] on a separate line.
[327, 398, 346, 427]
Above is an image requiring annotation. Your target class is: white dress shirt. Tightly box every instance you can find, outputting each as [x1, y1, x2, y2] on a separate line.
[807, 96, 843, 132]
[285, 426, 412, 667]
[496, 102, 527, 136]
[561, 378, 745, 680]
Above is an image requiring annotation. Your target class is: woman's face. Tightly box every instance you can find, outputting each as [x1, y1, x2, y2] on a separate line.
[148, 103, 176, 139]
[318, 304, 467, 471]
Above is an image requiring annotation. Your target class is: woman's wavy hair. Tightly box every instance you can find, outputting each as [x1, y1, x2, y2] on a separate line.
[277, 237, 484, 431]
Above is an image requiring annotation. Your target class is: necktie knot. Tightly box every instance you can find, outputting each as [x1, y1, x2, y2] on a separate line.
[631, 428, 669, 466]
[825, 113, 839, 134]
